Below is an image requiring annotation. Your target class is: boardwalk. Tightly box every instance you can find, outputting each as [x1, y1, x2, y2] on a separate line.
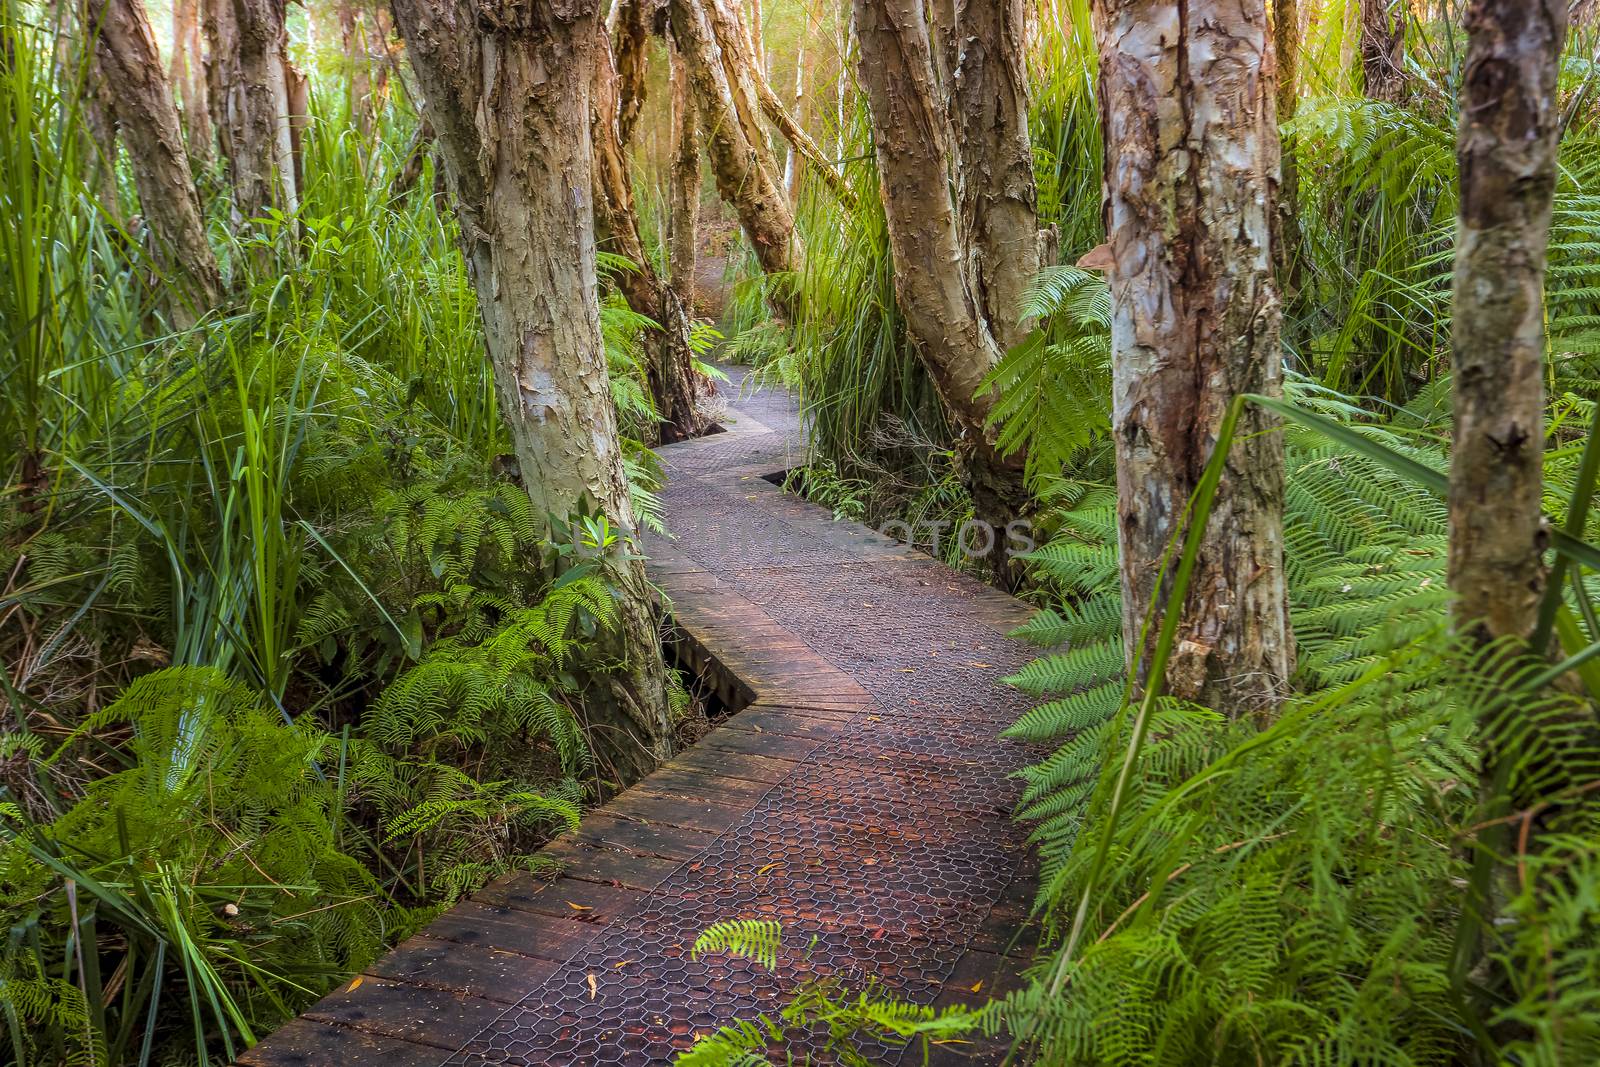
[242, 369, 1041, 1066]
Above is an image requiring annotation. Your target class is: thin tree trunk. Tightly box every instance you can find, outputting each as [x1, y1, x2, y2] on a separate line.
[705, 0, 854, 206]
[230, 0, 298, 219]
[950, 0, 1042, 349]
[170, 0, 213, 166]
[1092, 0, 1294, 713]
[1275, 0, 1302, 304]
[851, 0, 1029, 560]
[390, 0, 672, 780]
[339, 0, 373, 134]
[592, 21, 705, 443]
[1359, 0, 1406, 103]
[1449, 0, 1565, 643]
[83, 0, 222, 324]
[668, 34, 702, 311]
[669, 0, 799, 299]
[392, 118, 434, 196]
[783, 41, 803, 198]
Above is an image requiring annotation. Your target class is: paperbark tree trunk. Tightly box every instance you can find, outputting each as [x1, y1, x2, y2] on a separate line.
[593, 22, 705, 443]
[608, 0, 652, 147]
[229, 0, 298, 219]
[783, 42, 803, 197]
[1274, 0, 1302, 303]
[950, 0, 1041, 349]
[170, 0, 212, 166]
[83, 0, 221, 324]
[668, 35, 702, 311]
[704, 0, 854, 206]
[851, 0, 1029, 559]
[1449, 0, 1565, 643]
[390, 0, 673, 781]
[202, 0, 239, 172]
[338, 0, 374, 134]
[668, 0, 799, 299]
[1092, 0, 1293, 713]
[1359, 0, 1406, 103]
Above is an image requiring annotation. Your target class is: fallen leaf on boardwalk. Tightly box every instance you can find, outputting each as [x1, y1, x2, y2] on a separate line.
[345, 976, 364, 993]
[755, 862, 782, 876]
[587, 973, 598, 999]
[970, 980, 983, 992]
[967, 662, 992, 668]
[870, 927, 885, 940]
[899, 668, 916, 673]
[613, 959, 636, 968]
[566, 901, 593, 911]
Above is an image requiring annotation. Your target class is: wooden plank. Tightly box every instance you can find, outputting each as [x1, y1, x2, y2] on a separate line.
[363, 935, 559, 1004]
[422, 901, 602, 961]
[235, 1018, 444, 1067]
[665, 747, 799, 785]
[535, 838, 684, 889]
[302, 975, 503, 1049]
[472, 872, 648, 923]
[605, 789, 752, 834]
[569, 813, 721, 860]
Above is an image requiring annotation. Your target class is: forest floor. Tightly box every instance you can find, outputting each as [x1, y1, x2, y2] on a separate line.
[241, 367, 1041, 1066]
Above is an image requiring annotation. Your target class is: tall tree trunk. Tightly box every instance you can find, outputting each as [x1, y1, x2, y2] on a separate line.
[592, 21, 705, 443]
[1092, 0, 1293, 713]
[170, 0, 213, 166]
[390, 0, 672, 781]
[1274, 0, 1302, 304]
[229, 0, 298, 220]
[608, 0, 652, 147]
[1449, 0, 1564, 643]
[1359, 0, 1406, 103]
[202, 0, 239, 175]
[669, 0, 799, 299]
[338, 0, 374, 134]
[668, 34, 702, 311]
[783, 41, 803, 198]
[83, 0, 222, 324]
[851, 0, 1029, 562]
[705, 0, 854, 206]
[950, 0, 1042, 349]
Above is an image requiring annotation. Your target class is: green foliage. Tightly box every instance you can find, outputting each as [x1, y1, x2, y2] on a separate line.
[676, 921, 998, 1067]
[691, 919, 784, 972]
[0, 40, 677, 1060]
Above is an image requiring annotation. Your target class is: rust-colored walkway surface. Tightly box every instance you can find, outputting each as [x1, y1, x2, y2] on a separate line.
[242, 369, 1040, 1066]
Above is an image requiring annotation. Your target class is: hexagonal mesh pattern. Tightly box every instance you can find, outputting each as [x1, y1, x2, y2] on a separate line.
[439, 370, 1037, 1066]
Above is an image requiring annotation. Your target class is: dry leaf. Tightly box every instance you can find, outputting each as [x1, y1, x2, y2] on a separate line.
[566, 901, 593, 911]
[755, 862, 782, 876]
[345, 975, 364, 993]
[970, 980, 983, 993]
[586, 973, 598, 999]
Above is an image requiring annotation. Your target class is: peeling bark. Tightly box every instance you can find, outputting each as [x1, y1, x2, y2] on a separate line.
[1274, 0, 1302, 302]
[170, 0, 212, 166]
[950, 0, 1041, 349]
[668, 0, 799, 294]
[852, 0, 1029, 564]
[609, 0, 653, 147]
[390, 0, 672, 779]
[668, 34, 702, 311]
[704, 0, 854, 206]
[592, 22, 705, 443]
[1092, 0, 1293, 713]
[83, 0, 221, 324]
[1449, 0, 1565, 642]
[228, 0, 298, 219]
[1359, 0, 1406, 103]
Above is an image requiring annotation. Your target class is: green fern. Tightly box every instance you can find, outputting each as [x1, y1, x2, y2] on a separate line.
[691, 919, 784, 972]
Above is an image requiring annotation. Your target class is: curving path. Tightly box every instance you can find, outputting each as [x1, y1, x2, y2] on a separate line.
[242, 368, 1040, 1067]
